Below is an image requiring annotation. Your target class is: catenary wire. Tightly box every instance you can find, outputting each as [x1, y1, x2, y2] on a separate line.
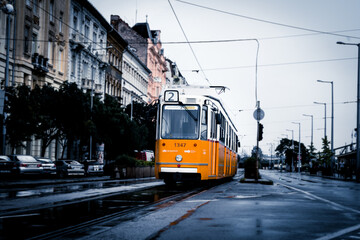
[175, 0, 360, 40]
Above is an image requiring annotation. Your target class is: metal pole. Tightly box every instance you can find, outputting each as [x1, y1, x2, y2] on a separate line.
[331, 82, 334, 171]
[299, 123, 301, 174]
[130, 92, 133, 121]
[357, 45, 360, 181]
[2, 13, 11, 155]
[90, 71, 94, 160]
[287, 129, 294, 172]
[324, 103, 327, 140]
[336, 41, 360, 181]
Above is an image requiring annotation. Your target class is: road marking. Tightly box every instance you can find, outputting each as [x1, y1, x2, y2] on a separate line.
[314, 224, 360, 240]
[0, 213, 40, 219]
[277, 182, 360, 214]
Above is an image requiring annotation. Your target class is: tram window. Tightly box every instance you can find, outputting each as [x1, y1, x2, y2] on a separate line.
[161, 105, 200, 139]
[201, 106, 208, 140]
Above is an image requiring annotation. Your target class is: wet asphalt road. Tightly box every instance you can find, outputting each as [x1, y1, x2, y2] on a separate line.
[87, 170, 360, 240]
[0, 171, 359, 239]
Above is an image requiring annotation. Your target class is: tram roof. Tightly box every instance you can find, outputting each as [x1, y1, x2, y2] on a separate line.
[162, 85, 238, 133]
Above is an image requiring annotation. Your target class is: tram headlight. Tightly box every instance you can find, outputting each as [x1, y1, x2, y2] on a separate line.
[175, 155, 183, 162]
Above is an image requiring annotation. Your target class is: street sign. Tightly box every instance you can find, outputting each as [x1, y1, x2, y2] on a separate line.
[253, 108, 265, 121]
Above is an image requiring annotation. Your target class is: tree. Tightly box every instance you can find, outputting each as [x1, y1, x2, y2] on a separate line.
[5, 85, 37, 153]
[32, 85, 61, 157]
[57, 82, 89, 159]
[275, 138, 309, 171]
[318, 136, 333, 175]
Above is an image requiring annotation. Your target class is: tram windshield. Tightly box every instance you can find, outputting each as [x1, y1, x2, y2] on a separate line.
[161, 105, 200, 139]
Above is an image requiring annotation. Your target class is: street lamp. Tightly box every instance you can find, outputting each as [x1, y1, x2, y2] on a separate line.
[317, 80, 334, 171]
[337, 41, 360, 182]
[286, 129, 294, 172]
[314, 102, 327, 140]
[292, 122, 301, 174]
[1, 3, 14, 155]
[303, 114, 314, 146]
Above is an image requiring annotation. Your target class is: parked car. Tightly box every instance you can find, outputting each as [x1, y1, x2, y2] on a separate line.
[0, 155, 14, 175]
[8, 155, 43, 175]
[84, 161, 104, 176]
[55, 160, 85, 178]
[35, 157, 56, 176]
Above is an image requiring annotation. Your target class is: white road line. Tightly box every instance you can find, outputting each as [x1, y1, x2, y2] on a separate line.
[0, 213, 41, 219]
[277, 182, 360, 214]
[315, 224, 360, 240]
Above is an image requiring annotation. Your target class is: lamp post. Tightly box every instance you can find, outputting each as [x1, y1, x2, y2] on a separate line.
[286, 129, 294, 172]
[1, 3, 14, 155]
[303, 114, 314, 146]
[292, 122, 301, 174]
[314, 102, 327, 140]
[317, 80, 334, 171]
[337, 41, 360, 181]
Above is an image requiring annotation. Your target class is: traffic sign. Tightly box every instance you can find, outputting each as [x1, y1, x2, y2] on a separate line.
[253, 108, 265, 121]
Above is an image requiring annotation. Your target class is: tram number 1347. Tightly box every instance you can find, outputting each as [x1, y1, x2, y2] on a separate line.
[174, 143, 186, 147]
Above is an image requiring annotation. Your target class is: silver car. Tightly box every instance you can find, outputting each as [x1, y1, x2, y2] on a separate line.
[8, 155, 43, 175]
[55, 160, 85, 178]
[36, 157, 56, 175]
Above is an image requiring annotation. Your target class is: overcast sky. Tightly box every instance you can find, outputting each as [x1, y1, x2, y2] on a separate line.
[90, 0, 360, 156]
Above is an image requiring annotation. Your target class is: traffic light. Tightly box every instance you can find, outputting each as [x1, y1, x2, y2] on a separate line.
[258, 123, 264, 141]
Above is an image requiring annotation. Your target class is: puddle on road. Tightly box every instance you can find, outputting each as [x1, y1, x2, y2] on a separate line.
[0, 185, 185, 239]
[0, 179, 157, 200]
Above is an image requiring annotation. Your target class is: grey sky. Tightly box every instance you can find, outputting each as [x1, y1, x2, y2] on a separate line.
[90, 0, 360, 155]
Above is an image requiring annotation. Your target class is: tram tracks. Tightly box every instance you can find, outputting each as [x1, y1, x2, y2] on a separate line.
[23, 184, 210, 240]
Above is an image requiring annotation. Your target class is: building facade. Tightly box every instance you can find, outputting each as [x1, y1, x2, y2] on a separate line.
[110, 15, 167, 103]
[0, 0, 71, 157]
[165, 58, 188, 86]
[68, 0, 111, 99]
[105, 28, 128, 101]
[121, 47, 151, 107]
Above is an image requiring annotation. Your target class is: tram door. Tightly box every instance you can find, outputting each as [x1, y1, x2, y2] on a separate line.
[209, 111, 217, 177]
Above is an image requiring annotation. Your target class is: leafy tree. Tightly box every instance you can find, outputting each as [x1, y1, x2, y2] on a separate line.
[275, 138, 308, 171]
[125, 101, 157, 151]
[5, 85, 37, 153]
[318, 136, 333, 171]
[57, 82, 89, 159]
[32, 85, 61, 157]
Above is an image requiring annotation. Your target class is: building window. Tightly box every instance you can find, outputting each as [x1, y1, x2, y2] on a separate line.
[73, 10, 78, 31]
[48, 40, 53, 65]
[33, 0, 38, 15]
[49, 1, 54, 22]
[24, 26, 30, 53]
[58, 48, 63, 72]
[84, 18, 90, 38]
[31, 33, 38, 55]
[93, 31, 97, 49]
[59, 14, 63, 33]
[71, 52, 76, 76]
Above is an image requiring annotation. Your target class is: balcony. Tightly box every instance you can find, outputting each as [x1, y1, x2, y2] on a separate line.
[70, 32, 85, 51]
[32, 53, 49, 74]
[81, 78, 93, 90]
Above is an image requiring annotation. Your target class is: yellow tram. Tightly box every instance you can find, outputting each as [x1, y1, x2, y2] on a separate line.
[155, 86, 240, 185]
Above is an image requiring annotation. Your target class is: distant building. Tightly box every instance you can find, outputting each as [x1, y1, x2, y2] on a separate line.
[105, 27, 128, 102]
[121, 46, 151, 107]
[110, 15, 167, 103]
[165, 58, 188, 86]
[68, 0, 111, 99]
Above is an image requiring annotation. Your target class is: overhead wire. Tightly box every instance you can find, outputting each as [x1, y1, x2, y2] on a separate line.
[167, 0, 211, 85]
[175, 0, 360, 40]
